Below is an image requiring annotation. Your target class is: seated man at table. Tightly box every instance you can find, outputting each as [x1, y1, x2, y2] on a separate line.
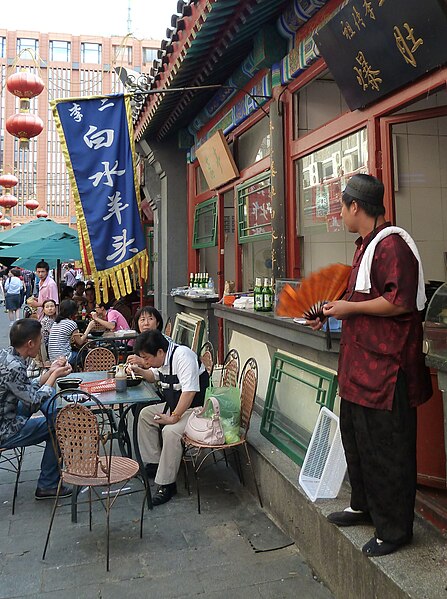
[0, 319, 73, 499]
[127, 329, 209, 505]
[90, 301, 130, 332]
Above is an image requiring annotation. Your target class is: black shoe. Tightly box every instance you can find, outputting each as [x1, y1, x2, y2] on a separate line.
[152, 483, 177, 506]
[144, 463, 159, 479]
[35, 484, 72, 500]
[327, 509, 372, 527]
[362, 535, 411, 557]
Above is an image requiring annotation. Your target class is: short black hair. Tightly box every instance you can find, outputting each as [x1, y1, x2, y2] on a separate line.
[134, 306, 163, 333]
[10, 319, 42, 348]
[342, 191, 385, 218]
[134, 329, 169, 356]
[75, 280, 85, 289]
[36, 260, 49, 272]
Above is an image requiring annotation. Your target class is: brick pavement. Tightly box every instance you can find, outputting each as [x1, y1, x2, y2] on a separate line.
[0, 307, 335, 599]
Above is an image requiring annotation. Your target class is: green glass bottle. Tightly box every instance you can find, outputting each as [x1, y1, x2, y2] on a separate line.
[263, 277, 273, 312]
[254, 278, 264, 312]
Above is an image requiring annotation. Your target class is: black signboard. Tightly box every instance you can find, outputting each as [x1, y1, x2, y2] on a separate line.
[314, 0, 447, 111]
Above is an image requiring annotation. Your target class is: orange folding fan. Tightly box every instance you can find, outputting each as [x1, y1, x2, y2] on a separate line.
[277, 263, 352, 321]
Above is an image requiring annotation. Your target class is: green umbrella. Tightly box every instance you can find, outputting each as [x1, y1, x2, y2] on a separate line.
[0, 218, 76, 246]
[0, 232, 81, 270]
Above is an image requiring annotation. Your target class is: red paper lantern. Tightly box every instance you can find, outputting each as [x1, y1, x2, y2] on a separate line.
[0, 173, 18, 190]
[25, 198, 39, 211]
[0, 216, 12, 227]
[0, 193, 18, 209]
[7, 71, 44, 99]
[36, 209, 48, 218]
[6, 113, 44, 148]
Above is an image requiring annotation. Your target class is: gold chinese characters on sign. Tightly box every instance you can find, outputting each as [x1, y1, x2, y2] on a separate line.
[196, 130, 239, 190]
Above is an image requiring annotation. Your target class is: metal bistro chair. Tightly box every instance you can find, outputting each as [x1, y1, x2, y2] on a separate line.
[199, 341, 215, 377]
[83, 347, 117, 372]
[183, 357, 262, 514]
[220, 348, 240, 388]
[42, 389, 148, 571]
[0, 447, 25, 514]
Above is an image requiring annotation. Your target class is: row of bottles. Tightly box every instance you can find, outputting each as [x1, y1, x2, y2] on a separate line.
[189, 272, 215, 292]
[254, 278, 273, 312]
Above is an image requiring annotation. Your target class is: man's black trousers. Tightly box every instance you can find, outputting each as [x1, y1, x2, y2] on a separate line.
[340, 371, 417, 544]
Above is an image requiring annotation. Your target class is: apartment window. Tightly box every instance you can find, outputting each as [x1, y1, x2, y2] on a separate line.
[81, 42, 102, 64]
[113, 45, 133, 64]
[17, 38, 39, 57]
[0, 37, 5, 59]
[143, 47, 158, 65]
[49, 40, 71, 62]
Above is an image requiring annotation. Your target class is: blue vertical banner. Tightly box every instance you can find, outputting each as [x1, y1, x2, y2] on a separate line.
[51, 94, 148, 302]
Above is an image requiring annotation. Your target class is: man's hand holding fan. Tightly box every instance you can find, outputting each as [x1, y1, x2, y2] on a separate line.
[276, 264, 352, 329]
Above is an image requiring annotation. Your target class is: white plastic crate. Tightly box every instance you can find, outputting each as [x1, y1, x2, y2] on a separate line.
[299, 406, 347, 502]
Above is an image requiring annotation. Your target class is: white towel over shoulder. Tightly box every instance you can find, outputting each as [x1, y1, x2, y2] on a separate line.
[355, 226, 426, 311]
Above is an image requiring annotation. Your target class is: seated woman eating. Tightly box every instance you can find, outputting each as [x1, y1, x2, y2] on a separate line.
[48, 299, 95, 367]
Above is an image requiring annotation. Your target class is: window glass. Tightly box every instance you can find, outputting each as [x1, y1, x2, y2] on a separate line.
[17, 38, 39, 57]
[237, 116, 270, 171]
[143, 48, 158, 65]
[0, 37, 6, 59]
[241, 237, 272, 291]
[296, 129, 368, 275]
[81, 42, 102, 64]
[49, 40, 71, 62]
[237, 172, 272, 242]
[293, 72, 349, 139]
[195, 164, 209, 195]
[113, 45, 132, 64]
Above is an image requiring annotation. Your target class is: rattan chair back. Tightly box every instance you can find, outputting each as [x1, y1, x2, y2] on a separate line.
[83, 347, 117, 372]
[56, 403, 100, 477]
[220, 348, 240, 387]
[199, 341, 214, 376]
[239, 358, 258, 437]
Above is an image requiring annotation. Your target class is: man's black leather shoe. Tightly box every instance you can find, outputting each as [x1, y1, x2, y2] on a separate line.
[144, 463, 159, 479]
[327, 509, 372, 527]
[35, 485, 72, 500]
[152, 483, 177, 506]
[362, 535, 411, 557]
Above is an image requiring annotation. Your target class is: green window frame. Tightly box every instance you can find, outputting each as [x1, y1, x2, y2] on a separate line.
[260, 352, 338, 466]
[192, 196, 218, 249]
[237, 171, 272, 243]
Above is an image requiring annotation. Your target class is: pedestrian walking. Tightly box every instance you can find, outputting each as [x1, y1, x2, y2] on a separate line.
[4, 268, 25, 326]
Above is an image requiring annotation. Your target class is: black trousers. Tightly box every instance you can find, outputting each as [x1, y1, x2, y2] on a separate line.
[340, 371, 417, 544]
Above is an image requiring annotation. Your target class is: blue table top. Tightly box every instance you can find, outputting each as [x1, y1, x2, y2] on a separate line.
[59, 371, 160, 406]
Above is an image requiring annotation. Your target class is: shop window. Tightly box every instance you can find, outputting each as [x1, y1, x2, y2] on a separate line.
[260, 352, 338, 466]
[237, 172, 272, 242]
[81, 42, 102, 64]
[296, 128, 368, 276]
[241, 238, 272, 291]
[196, 164, 210, 195]
[49, 40, 71, 62]
[236, 116, 270, 171]
[192, 196, 218, 249]
[293, 73, 349, 139]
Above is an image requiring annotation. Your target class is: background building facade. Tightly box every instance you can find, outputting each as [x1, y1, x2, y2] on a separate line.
[0, 29, 159, 225]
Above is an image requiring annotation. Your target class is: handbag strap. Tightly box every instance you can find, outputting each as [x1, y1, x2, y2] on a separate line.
[205, 396, 221, 417]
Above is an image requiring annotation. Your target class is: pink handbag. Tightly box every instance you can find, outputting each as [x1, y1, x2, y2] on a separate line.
[184, 396, 225, 445]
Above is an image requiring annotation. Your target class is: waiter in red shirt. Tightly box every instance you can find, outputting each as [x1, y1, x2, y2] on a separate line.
[310, 174, 432, 557]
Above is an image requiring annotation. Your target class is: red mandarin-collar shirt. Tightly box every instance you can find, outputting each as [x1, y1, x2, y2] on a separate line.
[338, 222, 432, 410]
